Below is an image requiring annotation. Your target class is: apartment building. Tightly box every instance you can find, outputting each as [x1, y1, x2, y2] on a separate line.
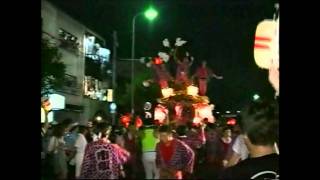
[41, 0, 111, 124]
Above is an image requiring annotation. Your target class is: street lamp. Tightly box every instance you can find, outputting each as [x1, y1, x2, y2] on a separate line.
[144, 7, 158, 20]
[131, 6, 158, 116]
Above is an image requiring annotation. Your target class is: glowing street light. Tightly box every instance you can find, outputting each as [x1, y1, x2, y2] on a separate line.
[253, 94, 260, 101]
[131, 6, 158, 116]
[144, 7, 158, 21]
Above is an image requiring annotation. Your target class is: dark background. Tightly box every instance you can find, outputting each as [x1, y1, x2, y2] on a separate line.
[47, 0, 278, 112]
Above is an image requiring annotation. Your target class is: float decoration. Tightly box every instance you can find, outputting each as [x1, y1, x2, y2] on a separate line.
[144, 38, 218, 126]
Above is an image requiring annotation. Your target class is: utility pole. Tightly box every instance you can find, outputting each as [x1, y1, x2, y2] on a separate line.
[112, 31, 118, 92]
[112, 31, 118, 125]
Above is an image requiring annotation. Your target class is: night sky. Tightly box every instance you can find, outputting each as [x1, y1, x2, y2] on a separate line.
[47, 0, 278, 112]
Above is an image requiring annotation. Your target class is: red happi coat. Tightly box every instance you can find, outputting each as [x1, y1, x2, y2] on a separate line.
[196, 66, 213, 79]
[175, 128, 205, 150]
[188, 128, 206, 147]
[176, 60, 190, 84]
[177, 136, 200, 151]
[152, 63, 171, 88]
[80, 140, 130, 179]
[195, 66, 213, 96]
[156, 138, 195, 179]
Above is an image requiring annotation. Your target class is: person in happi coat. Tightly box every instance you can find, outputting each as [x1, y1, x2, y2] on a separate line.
[80, 122, 130, 179]
[175, 57, 193, 85]
[193, 61, 223, 96]
[156, 125, 195, 179]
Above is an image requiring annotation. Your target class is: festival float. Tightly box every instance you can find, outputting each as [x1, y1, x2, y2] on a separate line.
[142, 38, 223, 127]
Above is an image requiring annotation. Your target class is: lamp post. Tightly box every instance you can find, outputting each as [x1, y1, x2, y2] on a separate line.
[111, 31, 118, 125]
[131, 7, 158, 116]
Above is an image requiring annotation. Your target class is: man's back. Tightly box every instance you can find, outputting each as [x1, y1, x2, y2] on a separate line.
[219, 153, 279, 179]
[80, 140, 130, 179]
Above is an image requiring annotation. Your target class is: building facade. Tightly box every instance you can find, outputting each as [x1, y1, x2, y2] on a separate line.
[41, 0, 111, 124]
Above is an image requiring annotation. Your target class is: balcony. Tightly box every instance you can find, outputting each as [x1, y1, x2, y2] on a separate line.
[56, 74, 82, 96]
[42, 30, 81, 55]
[58, 28, 80, 54]
[58, 39, 80, 54]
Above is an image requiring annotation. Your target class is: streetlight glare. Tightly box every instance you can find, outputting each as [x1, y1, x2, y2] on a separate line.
[144, 7, 158, 21]
[131, 6, 158, 116]
[96, 116, 102, 121]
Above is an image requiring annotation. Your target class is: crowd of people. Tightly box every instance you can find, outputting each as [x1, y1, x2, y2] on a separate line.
[41, 97, 279, 179]
[41, 62, 279, 179]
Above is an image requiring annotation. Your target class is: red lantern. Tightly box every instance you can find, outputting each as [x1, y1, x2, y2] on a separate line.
[227, 118, 236, 125]
[135, 116, 143, 128]
[154, 57, 163, 65]
[120, 114, 131, 128]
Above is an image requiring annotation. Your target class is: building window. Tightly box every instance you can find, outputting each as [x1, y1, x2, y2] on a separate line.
[83, 32, 110, 63]
[58, 28, 80, 53]
[56, 74, 81, 95]
[83, 76, 107, 101]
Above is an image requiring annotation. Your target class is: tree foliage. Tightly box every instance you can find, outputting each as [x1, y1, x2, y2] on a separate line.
[41, 39, 66, 96]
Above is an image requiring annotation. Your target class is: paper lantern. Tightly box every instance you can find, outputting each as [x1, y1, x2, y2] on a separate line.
[154, 104, 168, 124]
[187, 85, 199, 96]
[161, 88, 174, 98]
[48, 94, 65, 110]
[193, 103, 215, 123]
[41, 108, 54, 123]
[254, 19, 279, 69]
[192, 117, 202, 125]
